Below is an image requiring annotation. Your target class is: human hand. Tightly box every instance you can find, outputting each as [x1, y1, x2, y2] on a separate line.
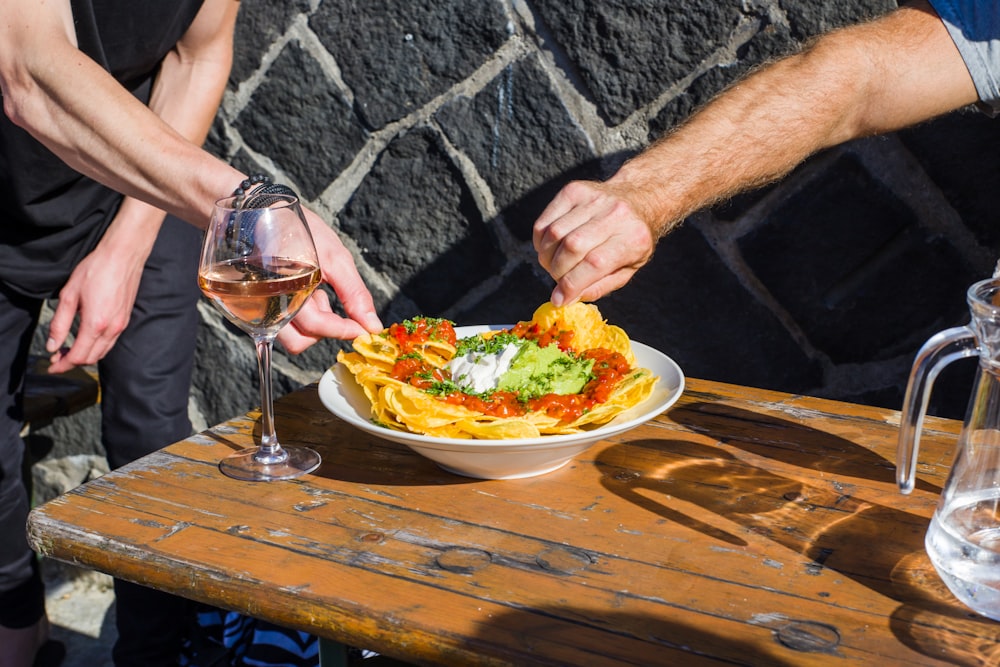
[46, 242, 144, 374]
[277, 209, 383, 353]
[533, 180, 657, 306]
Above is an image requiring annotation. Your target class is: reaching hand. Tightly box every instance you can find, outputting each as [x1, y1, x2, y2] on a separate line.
[533, 180, 657, 306]
[278, 209, 383, 353]
[46, 239, 145, 374]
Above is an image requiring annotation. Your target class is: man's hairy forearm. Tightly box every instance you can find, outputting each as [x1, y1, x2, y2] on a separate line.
[608, 1, 977, 238]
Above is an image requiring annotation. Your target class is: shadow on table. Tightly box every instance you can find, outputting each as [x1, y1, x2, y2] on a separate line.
[887, 551, 1000, 666]
[590, 402, 998, 665]
[309, 436, 485, 487]
[597, 434, 927, 598]
[668, 402, 941, 494]
[215, 412, 480, 487]
[469, 606, 804, 666]
[472, 601, 1000, 667]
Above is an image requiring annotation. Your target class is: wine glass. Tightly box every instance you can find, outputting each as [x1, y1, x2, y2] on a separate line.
[199, 191, 322, 481]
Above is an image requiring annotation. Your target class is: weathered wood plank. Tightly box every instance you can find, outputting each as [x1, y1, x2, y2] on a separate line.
[26, 378, 997, 666]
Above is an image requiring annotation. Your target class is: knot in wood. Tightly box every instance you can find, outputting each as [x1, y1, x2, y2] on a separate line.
[775, 621, 841, 653]
[436, 548, 492, 574]
[536, 547, 595, 574]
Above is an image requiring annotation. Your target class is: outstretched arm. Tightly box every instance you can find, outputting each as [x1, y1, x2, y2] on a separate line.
[0, 0, 381, 371]
[0, 0, 239, 223]
[533, 1, 978, 306]
[41, 0, 242, 372]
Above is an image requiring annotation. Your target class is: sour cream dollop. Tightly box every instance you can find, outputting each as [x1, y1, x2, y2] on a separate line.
[446, 342, 521, 394]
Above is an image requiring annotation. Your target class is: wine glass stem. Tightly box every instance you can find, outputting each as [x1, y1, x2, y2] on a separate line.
[254, 336, 287, 465]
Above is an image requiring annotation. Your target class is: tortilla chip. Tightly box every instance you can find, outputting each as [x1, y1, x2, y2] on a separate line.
[338, 302, 656, 439]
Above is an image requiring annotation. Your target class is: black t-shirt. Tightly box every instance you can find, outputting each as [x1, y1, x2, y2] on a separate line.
[0, 0, 205, 298]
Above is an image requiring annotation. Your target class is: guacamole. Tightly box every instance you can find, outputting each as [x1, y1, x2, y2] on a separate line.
[497, 340, 593, 398]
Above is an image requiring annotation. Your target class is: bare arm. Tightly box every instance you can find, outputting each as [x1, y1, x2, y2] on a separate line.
[534, 1, 978, 306]
[0, 0, 240, 225]
[0, 0, 381, 370]
[43, 0, 242, 371]
[80, 0, 239, 290]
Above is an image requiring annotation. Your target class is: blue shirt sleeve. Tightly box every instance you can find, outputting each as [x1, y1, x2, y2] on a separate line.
[929, 0, 1000, 114]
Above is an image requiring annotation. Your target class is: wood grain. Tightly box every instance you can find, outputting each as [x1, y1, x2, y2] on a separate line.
[28, 378, 999, 666]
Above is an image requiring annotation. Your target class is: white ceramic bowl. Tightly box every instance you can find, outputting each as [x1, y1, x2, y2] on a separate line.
[318, 325, 685, 479]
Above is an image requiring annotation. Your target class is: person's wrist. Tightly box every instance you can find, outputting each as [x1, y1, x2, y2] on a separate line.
[231, 173, 271, 198]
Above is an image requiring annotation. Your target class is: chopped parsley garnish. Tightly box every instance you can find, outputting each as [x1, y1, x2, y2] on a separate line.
[422, 378, 461, 396]
[455, 331, 522, 357]
[381, 316, 456, 346]
[400, 316, 451, 334]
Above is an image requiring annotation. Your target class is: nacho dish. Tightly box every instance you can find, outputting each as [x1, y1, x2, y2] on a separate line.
[336, 302, 658, 439]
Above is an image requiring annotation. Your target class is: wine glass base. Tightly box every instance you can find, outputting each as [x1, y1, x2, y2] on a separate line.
[219, 446, 321, 481]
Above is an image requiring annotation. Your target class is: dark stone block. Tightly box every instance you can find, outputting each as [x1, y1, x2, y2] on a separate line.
[924, 357, 978, 420]
[229, 149, 266, 184]
[533, 0, 746, 125]
[649, 21, 797, 139]
[231, 0, 311, 85]
[204, 117, 230, 161]
[845, 357, 976, 420]
[339, 127, 501, 315]
[708, 187, 774, 223]
[740, 152, 977, 364]
[193, 316, 261, 427]
[597, 224, 821, 393]
[779, 0, 895, 41]
[310, 0, 510, 128]
[436, 55, 596, 240]
[233, 42, 367, 199]
[284, 334, 350, 377]
[898, 109, 1000, 248]
[452, 262, 557, 326]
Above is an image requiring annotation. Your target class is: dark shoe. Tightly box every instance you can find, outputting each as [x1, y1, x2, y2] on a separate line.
[33, 639, 66, 667]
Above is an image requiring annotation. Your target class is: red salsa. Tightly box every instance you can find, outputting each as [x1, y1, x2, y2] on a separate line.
[387, 317, 457, 353]
[510, 321, 575, 352]
[390, 322, 634, 424]
[390, 356, 445, 388]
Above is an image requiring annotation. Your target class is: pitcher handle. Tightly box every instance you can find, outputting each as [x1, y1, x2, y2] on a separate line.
[897, 325, 978, 494]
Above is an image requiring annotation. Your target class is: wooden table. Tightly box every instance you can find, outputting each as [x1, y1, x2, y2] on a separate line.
[26, 377, 1000, 666]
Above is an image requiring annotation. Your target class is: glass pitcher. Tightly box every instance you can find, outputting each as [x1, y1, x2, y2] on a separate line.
[898, 277, 1000, 620]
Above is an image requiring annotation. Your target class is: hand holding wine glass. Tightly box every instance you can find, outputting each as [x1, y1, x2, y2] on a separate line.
[199, 181, 322, 481]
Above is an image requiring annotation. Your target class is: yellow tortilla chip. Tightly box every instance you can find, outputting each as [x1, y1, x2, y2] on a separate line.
[520, 302, 636, 364]
[336, 303, 656, 439]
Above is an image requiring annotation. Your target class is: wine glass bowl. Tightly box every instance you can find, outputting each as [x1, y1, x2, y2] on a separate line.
[198, 255, 319, 338]
[199, 192, 322, 481]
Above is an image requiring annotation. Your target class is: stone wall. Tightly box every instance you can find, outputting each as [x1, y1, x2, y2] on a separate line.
[31, 0, 1000, 496]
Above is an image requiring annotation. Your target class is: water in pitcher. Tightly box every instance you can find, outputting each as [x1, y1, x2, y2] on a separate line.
[897, 277, 1000, 619]
[925, 489, 1000, 620]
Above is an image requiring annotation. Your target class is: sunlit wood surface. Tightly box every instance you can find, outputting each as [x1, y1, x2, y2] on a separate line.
[27, 377, 998, 666]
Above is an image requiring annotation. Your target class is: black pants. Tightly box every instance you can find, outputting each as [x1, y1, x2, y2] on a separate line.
[0, 214, 203, 666]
